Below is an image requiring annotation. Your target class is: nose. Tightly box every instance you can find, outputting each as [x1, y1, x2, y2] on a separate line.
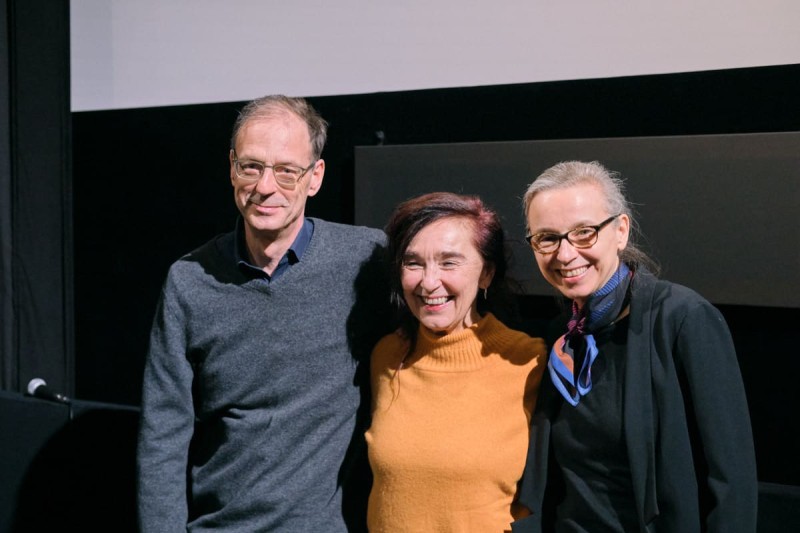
[555, 237, 578, 263]
[420, 266, 442, 293]
[254, 168, 278, 194]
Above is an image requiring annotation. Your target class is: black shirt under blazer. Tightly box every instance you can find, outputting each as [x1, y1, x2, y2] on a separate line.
[512, 269, 757, 533]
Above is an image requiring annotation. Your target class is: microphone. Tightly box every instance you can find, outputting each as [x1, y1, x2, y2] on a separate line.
[26, 378, 71, 403]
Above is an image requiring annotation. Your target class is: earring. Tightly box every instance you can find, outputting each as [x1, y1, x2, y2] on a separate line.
[483, 287, 488, 300]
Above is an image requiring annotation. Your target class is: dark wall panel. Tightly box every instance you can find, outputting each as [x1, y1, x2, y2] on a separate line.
[354, 132, 800, 308]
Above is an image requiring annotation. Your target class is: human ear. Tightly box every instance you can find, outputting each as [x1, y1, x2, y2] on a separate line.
[616, 213, 631, 251]
[479, 263, 496, 290]
[306, 159, 325, 197]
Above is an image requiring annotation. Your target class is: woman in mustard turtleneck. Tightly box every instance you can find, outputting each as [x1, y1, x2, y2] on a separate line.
[366, 192, 546, 532]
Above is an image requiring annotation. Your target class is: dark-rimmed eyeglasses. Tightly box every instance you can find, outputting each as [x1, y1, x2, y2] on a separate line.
[232, 152, 316, 190]
[525, 214, 620, 254]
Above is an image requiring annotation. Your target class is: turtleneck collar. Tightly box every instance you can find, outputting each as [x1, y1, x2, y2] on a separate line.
[406, 313, 517, 372]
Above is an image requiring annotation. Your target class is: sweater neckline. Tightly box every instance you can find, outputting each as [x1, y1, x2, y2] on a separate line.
[409, 313, 513, 372]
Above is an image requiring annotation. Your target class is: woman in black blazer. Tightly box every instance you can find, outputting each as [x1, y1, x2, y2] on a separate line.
[513, 161, 757, 533]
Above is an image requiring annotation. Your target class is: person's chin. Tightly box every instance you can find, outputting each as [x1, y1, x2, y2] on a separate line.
[420, 319, 454, 336]
[557, 279, 594, 304]
[246, 215, 284, 233]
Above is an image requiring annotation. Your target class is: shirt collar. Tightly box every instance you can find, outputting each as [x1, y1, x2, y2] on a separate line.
[233, 217, 314, 277]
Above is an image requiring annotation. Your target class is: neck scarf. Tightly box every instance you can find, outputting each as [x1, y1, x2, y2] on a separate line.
[548, 263, 632, 406]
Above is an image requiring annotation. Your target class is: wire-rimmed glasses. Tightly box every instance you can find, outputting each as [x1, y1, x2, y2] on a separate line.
[232, 152, 316, 190]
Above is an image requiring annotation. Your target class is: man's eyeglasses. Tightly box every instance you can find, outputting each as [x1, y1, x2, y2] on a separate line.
[232, 152, 316, 190]
[526, 215, 620, 254]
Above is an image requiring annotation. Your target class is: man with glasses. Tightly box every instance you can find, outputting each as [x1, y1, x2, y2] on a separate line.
[137, 95, 391, 532]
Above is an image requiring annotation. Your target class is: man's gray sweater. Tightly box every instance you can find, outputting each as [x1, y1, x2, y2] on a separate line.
[137, 219, 391, 532]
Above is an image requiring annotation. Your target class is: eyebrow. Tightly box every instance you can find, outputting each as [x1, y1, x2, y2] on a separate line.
[402, 250, 467, 260]
[239, 158, 302, 167]
[234, 152, 305, 166]
[531, 220, 598, 234]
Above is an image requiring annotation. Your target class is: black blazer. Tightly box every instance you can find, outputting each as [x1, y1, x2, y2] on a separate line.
[512, 270, 757, 533]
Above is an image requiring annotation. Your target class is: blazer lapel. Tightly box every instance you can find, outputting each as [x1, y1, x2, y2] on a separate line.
[624, 271, 660, 528]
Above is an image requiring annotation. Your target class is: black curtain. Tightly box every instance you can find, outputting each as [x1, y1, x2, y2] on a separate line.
[0, 0, 72, 396]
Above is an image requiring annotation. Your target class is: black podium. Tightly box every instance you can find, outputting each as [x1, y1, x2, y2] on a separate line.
[0, 391, 139, 532]
[2, 389, 798, 532]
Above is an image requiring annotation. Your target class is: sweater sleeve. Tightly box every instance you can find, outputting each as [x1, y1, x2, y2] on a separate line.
[136, 282, 196, 531]
[673, 298, 758, 533]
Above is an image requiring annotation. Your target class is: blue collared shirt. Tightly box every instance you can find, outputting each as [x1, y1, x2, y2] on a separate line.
[232, 217, 314, 284]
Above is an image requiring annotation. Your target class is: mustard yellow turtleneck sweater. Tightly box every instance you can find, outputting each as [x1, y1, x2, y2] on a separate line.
[365, 313, 546, 533]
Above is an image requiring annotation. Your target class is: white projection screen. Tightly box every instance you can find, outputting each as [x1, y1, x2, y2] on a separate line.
[355, 132, 800, 308]
[70, 1, 800, 111]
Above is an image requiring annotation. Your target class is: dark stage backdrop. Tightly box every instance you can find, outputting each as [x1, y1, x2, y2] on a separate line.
[72, 64, 800, 485]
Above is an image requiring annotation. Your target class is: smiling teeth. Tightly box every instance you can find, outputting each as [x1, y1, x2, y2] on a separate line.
[561, 266, 588, 277]
[424, 296, 448, 305]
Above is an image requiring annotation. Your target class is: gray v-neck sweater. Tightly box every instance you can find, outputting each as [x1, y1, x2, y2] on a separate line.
[137, 219, 392, 532]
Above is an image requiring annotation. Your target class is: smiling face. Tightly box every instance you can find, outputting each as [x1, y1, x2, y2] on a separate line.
[230, 111, 324, 244]
[526, 182, 630, 306]
[401, 217, 494, 336]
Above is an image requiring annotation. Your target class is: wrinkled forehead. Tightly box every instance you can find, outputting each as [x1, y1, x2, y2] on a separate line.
[234, 110, 310, 147]
[528, 181, 607, 214]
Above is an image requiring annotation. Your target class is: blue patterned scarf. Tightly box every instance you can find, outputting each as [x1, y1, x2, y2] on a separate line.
[548, 263, 632, 406]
